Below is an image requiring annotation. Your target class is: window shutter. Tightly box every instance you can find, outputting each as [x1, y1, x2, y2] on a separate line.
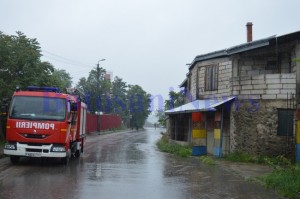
[212, 65, 218, 90]
[277, 109, 293, 136]
[206, 67, 211, 90]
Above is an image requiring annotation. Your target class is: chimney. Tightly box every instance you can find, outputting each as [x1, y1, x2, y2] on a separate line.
[246, 22, 253, 42]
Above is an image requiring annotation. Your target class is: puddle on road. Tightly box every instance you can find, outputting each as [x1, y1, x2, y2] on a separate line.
[86, 163, 102, 180]
[79, 129, 284, 199]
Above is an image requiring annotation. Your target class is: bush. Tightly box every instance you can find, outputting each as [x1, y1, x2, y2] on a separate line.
[199, 156, 216, 165]
[226, 151, 300, 198]
[259, 164, 300, 199]
[156, 135, 192, 158]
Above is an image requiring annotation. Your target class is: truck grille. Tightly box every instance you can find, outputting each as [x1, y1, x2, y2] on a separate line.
[21, 134, 49, 139]
[26, 148, 49, 153]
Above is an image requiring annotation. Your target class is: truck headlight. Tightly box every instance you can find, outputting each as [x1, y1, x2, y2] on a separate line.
[4, 143, 17, 150]
[51, 145, 66, 152]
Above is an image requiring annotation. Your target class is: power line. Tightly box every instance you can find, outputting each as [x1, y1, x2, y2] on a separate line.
[42, 54, 93, 69]
[42, 50, 94, 68]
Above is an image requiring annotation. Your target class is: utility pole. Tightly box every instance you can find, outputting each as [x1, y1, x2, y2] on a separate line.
[96, 59, 106, 132]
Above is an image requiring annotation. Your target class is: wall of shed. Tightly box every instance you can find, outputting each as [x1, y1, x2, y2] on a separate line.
[168, 114, 190, 142]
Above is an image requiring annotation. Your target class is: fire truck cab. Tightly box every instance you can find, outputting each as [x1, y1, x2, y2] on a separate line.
[4, 86, 87, 164]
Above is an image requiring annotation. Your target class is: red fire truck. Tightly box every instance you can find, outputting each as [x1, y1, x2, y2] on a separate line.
[3, 86, 87, 164]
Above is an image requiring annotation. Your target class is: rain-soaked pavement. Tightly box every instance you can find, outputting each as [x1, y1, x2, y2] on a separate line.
[0, 128, 283, 199]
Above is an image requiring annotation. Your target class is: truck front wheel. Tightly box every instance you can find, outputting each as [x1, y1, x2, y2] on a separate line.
[62, 149, 71, 165]
[10, 156, 20, 164]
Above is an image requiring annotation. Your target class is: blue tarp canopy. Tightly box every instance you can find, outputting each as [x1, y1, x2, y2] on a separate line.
[165, 97, 236, 114]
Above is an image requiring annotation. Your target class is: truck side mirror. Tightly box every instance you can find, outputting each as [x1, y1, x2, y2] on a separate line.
[1, 104, 8, 116]
[71, 102, 78, 112]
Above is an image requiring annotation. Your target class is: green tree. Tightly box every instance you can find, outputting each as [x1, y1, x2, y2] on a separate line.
[165, 90, 185, 110]
[155, 110, 167, 127]
[49, 68, 72, 91]
[127, 85, 151, 129]
[156, 90, 185, 127]
[76, 67, 111, 113]
[0, 31, 56, 99]
[111, 76, 128, 122]
[0, 31, 72, 140]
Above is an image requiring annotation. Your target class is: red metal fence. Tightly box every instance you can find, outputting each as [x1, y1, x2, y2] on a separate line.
[86, 113, 122, 133]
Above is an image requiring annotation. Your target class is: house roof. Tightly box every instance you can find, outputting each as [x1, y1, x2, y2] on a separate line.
[188, 36, 274, 70]
[188, 30, 300, 70]
[165, 97, 236, 114]
[179, 78, 188, 88]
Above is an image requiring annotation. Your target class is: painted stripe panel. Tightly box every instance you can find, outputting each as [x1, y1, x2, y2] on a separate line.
[214, 129, 221, 139]
[214, 147, 222, 157]
[192, 146, 207, 156]
[192, 129, 206, 138]
[192, 112, 204, 122]
[214, 140, 221, 147]
[192, 138, 206, 146]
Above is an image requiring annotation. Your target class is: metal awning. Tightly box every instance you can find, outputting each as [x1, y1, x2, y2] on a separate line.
[165, 97, 236, 114]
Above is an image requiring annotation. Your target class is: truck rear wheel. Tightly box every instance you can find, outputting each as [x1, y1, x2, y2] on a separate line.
[10, 156, 20, 164]
[75, 150, 81, 158]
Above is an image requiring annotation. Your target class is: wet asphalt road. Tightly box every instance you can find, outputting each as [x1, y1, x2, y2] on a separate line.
[0, 128, 283, 199]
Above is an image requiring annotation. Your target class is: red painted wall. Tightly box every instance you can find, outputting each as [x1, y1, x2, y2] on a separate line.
[86, 113, 122, 133]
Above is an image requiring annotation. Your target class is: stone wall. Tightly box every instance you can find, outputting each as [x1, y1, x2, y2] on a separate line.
[230, 100, 294, 156]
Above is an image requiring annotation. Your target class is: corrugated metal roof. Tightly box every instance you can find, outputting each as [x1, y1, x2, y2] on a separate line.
[227, 36, 275, 55]
[189, 35, 276, 70]
[165, 97, 236, 114]
[188, 31, 300, 70]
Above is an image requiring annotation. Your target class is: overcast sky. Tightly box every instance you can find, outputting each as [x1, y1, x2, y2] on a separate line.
[1, 0, 300, 108]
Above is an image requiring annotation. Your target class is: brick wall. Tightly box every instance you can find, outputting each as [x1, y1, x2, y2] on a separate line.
[189, 58, 232, 100]
[199, 61, 232, 98]
[230, 73, 296, 99]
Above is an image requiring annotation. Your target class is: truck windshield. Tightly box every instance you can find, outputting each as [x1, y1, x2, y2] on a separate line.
[9, 96, 66, 121]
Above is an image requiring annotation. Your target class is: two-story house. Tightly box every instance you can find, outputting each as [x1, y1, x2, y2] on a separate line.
[165, 23, 300, 161]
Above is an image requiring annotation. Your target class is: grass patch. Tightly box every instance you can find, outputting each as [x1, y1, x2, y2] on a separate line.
[199, 156, 216, 165]
[226, 151, 300, 198]
[259, 164, 300, 199]
[156, 134, 192, 158]
[224, 151, 284, 165]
